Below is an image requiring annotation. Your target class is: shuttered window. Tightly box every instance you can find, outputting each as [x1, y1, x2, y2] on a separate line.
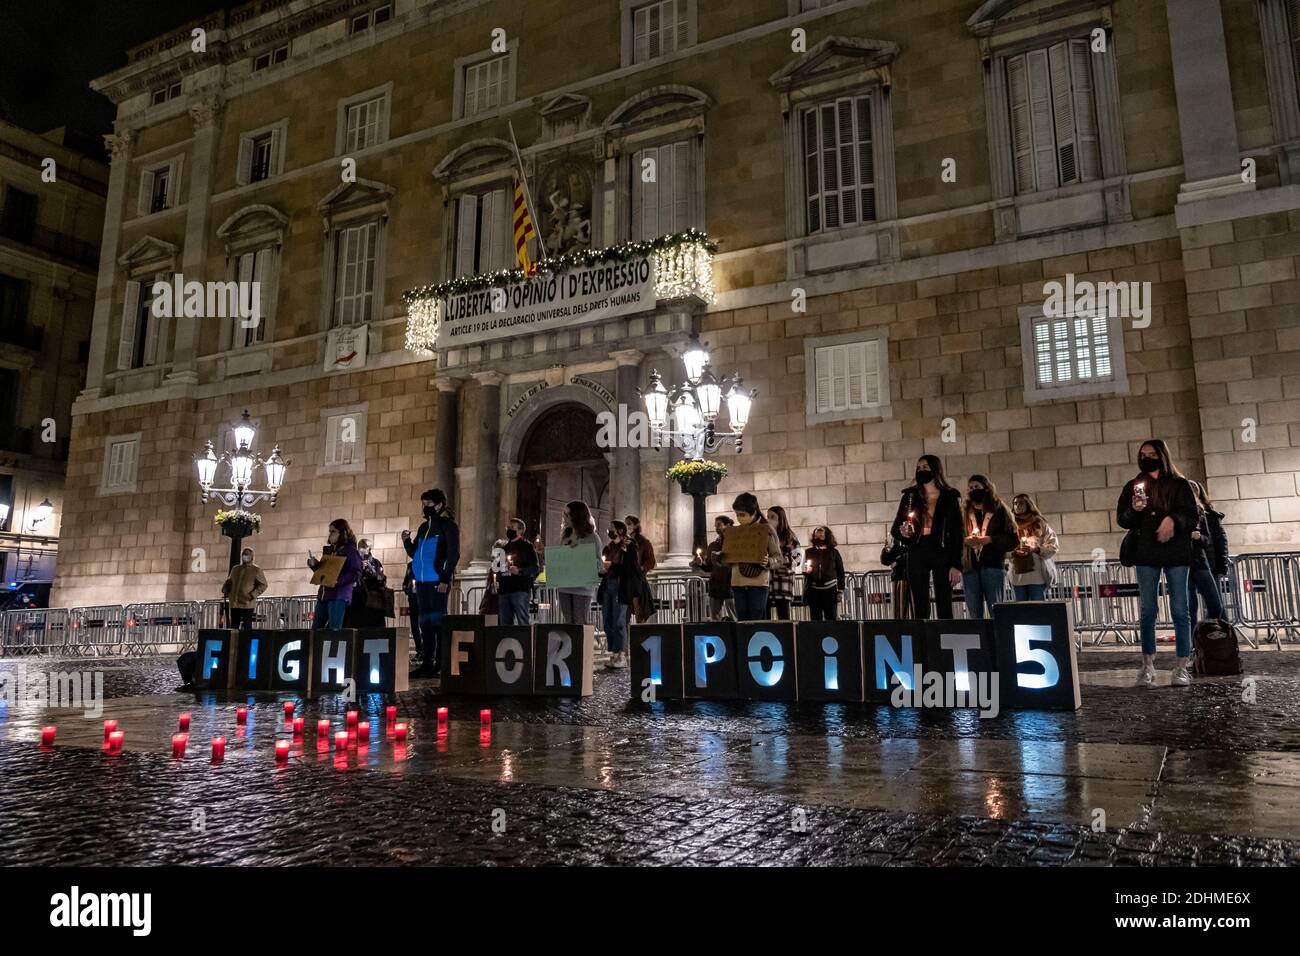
[138, 157, 183, 216]
[453, 188, 509, 276]
[232, 248, 273, 348]
[116, 277, 163, 370]
[801, 94, 876, 235]
[333, 222, 377, 327]
[632, 141, 691, 241]
[238, 128, 281, 185]
[102, 437, 139, 493]
[464, 55, 508, 117]
[813, 339, 882, 414]
[632, 0, 689, 64]
[1290, 0, 1300, 92]
[1031, 312, 1113, 387]
[1006, 39, 1100, 194]
[344, 95, 386, 152]
[322, 409, 367, 470]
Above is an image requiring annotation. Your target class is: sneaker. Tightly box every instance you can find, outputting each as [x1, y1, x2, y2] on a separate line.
[1171, 658, 1191, 686]
[1135, 654, 1156, 688]
[610, 652, 629, 669]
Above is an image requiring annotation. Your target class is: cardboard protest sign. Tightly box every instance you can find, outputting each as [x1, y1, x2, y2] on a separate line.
[543, 542, 601, 589]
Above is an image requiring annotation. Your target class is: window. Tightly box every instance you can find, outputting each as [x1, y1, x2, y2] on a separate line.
[0, 274, 30, 325]
[253, 45, 289, 71]
[341, 93, 388, 152]
[464, 55, 508, 117]
[150, 82, 182, 106]
[333, 222, 378, 326]
[631, 0, 689, 64]
[232, 249, 273, 348]
[1018, 304, 1128, 402]
[803, 330, 891, 424]
[138, 158, 183, 216]
[116, 278, 164, 370]
[349, 4, 391, 35]
[100, 435, 141, 495]
[630, 142, 691, 241]
[237, 125, 284, 185]
[453, 188, 509, 277]
[0, 187, 37, 243]
[802, 95, 876, 234]
[1006, 40, 1099, 194]
[320, 406, 368, 474]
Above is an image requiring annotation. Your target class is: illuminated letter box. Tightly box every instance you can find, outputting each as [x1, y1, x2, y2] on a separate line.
[735, 622, 797, 701]
[629, 623, 684, 701]
[683, 622, 738, 699]
[923, 619, 995, 699]
[311, 630, 357, 693]
[268, 630, 311, 694]
[864, 620, 925, 704]
[531, 623, 593, 697]
[233, 629, 273, 690]
[483, 626, 534, 695]
[193, 629, 238, 690]
[354, 628, 408, 694]
[440, 615, 486, 695]
[795, 621, 864, 702]
[992, 601, 1080, 710]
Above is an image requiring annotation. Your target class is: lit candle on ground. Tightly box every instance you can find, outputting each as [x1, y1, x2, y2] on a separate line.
[178, 713, 191, 733]
[211, 736, 226, 763]
[40, 726, 56, 748]
[236, 706, 248, 725]
[479, 728, 491, 748]
[394, 723, 408, 742]
[276, 740, 291, 762]
[346, 710, 358, 729]
[172, 734, 188, 759]
[436, 707, 448, 730]
[107, 731, 124, 754]
[103, 719, 118, 743]
[385, 705, 397, 724]
[317, 719, 331, 737]
[334, 731, 348, 751]
[479, 708, 492, 728]
[347, 730, 357, 748]
[357, 721, 370, 741]
[292, 717, 305, 736]
[283, 701, 295, 717]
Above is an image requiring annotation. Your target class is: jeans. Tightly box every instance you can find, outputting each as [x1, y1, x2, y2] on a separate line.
[600, 587, 628, 653]
[904, 556, 954, 620]
[499, 591, 531, 627]
[405, 590, 423, 660]
[558, 592, 592, 626]
[1136, 564, 1191, 657]
[1013, 583, 1046, 601]
[962, 567, 1006, 619]
[1188, 567, 1225, 626]
[769, 598, 791, 620]
[229, 607, 254, 629]
[806, 588, 839, 621]
[733, 586, 769, 621]
[414, 581, 450, 669]
[312, 598, 347, 630]
[709, 597, 736, 622]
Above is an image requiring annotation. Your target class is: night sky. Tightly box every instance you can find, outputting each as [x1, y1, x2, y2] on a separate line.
[0, 0, 229, 146]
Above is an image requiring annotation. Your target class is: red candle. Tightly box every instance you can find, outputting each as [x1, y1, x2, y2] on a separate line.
[479, 728, 491, 748]
[236, 706, 248, 725]
[346, 710, 358, 729]
[40, 726, 56, 748]
[479, 708, 492, 728]
[394, 722, 408, 742]
[317, 719, 331, 737]
[334, 731, 348, 751]
[171, 733, 188, 759]
[103, 719, 118, 743]
[107, 731, 125, 754]
[211, 736, 227, 763]
[283, 701, 295, 717]
[357, 721, 370, 741]
[292, 717, 305, 736]
[436, 706, 449, 730]
[178, 713, 191, 733]
[385, 705, 397, 724]
[275, 740, 291, 762]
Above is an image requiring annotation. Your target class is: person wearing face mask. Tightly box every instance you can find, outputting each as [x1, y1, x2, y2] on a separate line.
[222, 546, 267, 629]
[959, 476, 1018, 618]
[766, 505, 802, 620]
[803, 526, 845, 621]
[1007, 493, 1059, 600]
[691, 515, 736, 622]
[402, 489, 461, 676]
[1117, 439, 1199, 688]
[890, 455, 963, 619]
[598, 520, 637, 668]
[557, 500, 603, 625]
[307, 518, 363, 631]
[498, 517, 539, 627]
[724, 493, 783, 621]
[348, 538, 389, 628]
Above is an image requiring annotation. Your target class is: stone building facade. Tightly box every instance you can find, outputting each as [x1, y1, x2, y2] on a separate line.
[53, 0, 1300, 607]
[0, 118, 105, 595]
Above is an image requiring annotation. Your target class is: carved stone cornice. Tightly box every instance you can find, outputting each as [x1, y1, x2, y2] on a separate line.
[188, 94, 225, 131]
[103, 130, 136, 163]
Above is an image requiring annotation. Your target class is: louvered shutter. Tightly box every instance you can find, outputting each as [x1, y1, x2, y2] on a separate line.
[1027, 49, 1057, 190]
[237, 137, 254, 186]
[456, 194, 479, 276]
[672, 141, 690, 229]
[1069, 38, 1100, 181]
[325, 415, 339, 466]
[269, 126, 283, 176]
[122, 440, 137, 485]
[142, 285, 161, 366]
[634, 147, 658, 240]
[1007, 54, 1035, 193]
[656, 145, 676, 237]
[1047, 42, 1077, 185]
[117, 281, 140, 370]
[167, 156, 184, 208]
[1291, 0, 1300, 90]
[675, 0, 689, 49]
[819, 103, 840, 229]
[814, 346, 834, 413]
[634, 6, 649, 63]
[235, 252, 255, 347]
[253, 247, 273, 342]
[137, 170, 154, 216]
[648, 3, 662, 59]
[464, 62, 480, 115]
[803, 107, 821, 233]
[479, 189, 507, 272]
[836, 97, 858, 226]
[856, 96, 876, 221]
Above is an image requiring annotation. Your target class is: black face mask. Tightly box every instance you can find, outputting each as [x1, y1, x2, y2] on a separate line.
[969, 489, 986, 505]
[915, 469, 934, 486]
[1138, 456, 1161, 475]
[423, 504, 439, 518]
[505, 528, 517, 540]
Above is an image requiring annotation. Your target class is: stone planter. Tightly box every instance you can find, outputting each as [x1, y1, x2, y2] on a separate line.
[676, 470, 723, 498]
[219, 518, 257, 540]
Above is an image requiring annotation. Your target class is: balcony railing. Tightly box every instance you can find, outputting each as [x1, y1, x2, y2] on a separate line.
[0, 216, 100, 268]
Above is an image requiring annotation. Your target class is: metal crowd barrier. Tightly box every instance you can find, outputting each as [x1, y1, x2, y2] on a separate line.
[122, 602, 200, 656]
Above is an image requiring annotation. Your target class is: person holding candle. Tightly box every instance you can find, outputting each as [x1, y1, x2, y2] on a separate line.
[766, 505, 802, 621]
[402, 489, 460, 677]
[598, 520, 637, 668]
[1187, 480, 1229, 628]
[724, 493, 783, 622]
[307, 519, 364, 631]
[1117, 439, 1199, 688]
[890, 455, 963, 620]
[557, 500, 603, 626]
[348, 538, 389, 629]
[959, 475, 1019, 619]
[880, 526, 913, 618]
[498, 517, 539, 627]
[1007, 493, 1060, 600]
[803, 526, 846, 621]
[221, 546, 267, 630]
[691, 515, 736, 622]
[625, 515, 657, 574]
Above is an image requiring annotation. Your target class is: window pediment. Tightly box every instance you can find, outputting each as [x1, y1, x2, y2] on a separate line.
[604, 85, 711, 135]
[769, 36, 899, 94]
[432, 139, 514, 184]
[316, 177, 395, 229]
[117, 235, 179, 270]
[967, 0, 1111, 40]
[216, 204, 288, 253]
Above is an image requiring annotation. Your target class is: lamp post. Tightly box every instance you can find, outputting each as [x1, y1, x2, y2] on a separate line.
[193, 410, 290, 569]
[641, 334, 756, 552]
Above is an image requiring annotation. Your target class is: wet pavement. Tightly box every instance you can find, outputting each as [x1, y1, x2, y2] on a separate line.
[1, 647, 1298, 866]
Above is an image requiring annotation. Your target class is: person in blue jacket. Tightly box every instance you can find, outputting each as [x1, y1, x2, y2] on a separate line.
[307, 518, 363, 631]
[401, 488, 460, 677]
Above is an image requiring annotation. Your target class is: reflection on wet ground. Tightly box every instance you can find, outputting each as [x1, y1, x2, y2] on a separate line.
[1, 648, 1298, 865]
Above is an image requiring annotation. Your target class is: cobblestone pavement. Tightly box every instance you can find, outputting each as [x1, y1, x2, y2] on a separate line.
[1, 647, 1298, 866]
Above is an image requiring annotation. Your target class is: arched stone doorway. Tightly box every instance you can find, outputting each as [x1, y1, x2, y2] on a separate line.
[516, 403, 610, 550]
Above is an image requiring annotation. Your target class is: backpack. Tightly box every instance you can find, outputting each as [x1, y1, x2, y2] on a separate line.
[1190, 618, 1243, 675]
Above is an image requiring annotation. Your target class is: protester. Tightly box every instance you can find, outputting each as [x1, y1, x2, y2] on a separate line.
[1117, 439, 1198, 687]
[626, 515, 657, 574]
[890, 454, 963, 619]
[1188, 480, 1229, 626]
[221, 546, 267, 629]
[1007, 493, 1060, 600]
[347, 537, 389, 628]
[498, 517, 539, 627]
[803, 526, 845, 621]
[307, 518, 363, 631]
[557, 500, 602, 625]
[691, 515, 736, 621]
[766, 505, 802, 620]
[402, 489, 460, 677]
[402, 562, 423, 668]
[959, 475, 1018, 619]
[724, 493, 782, 621]
[598, 520, 635, 668]
[880, 526, 912, 618]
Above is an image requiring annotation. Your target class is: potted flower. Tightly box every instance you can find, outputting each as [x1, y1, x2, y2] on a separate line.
[215, 509, 261, 539]
[665, 459, 727, 497]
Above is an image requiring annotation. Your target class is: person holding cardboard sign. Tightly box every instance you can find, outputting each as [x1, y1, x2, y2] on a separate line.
[307, 519, 363, 630]
[721, 493, 782, 621]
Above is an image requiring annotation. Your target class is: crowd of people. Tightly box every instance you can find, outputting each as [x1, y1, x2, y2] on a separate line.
[215, 438, 1230, 689]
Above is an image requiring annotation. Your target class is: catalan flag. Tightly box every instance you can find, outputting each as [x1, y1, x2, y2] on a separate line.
[513, 173, 537, 275]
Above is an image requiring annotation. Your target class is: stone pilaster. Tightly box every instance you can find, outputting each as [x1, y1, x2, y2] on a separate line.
[433, 376, 461, 497]
[470, 371, 504, 567]
[609, 348, 644, 524]
[498, 462, 520, 538]
[81, 128, 135, 399]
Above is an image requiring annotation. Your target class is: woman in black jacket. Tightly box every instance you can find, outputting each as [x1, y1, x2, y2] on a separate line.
[890, 454, 964, 619]
[1187, 480, 1228, 626]
[1116, 439, 1199, 688]
[960, 475, 1018, 619]
[803, 525, 846, 621]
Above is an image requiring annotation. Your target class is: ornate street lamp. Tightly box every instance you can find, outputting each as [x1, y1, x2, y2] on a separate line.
[193, 410, 291, 568]
[28, 498, 54, 531]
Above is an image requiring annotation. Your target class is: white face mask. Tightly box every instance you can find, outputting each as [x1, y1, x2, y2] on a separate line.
[241, 554, 253, 564]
